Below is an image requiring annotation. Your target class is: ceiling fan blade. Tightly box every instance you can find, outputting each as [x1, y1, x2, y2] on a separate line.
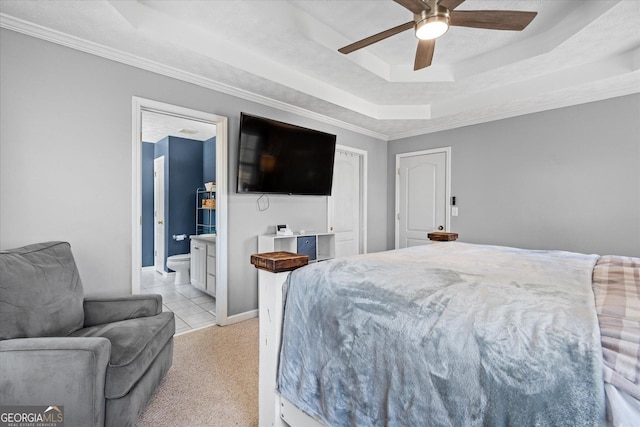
[339, 21, 414, 54]
[438, 0, 465, 11]
[393, 0, 430, 15]
[414, 39, 435, 70]
[450, 10, 537, 31]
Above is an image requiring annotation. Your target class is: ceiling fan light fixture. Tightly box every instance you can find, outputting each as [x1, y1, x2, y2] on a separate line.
[415, 15, 449, 40]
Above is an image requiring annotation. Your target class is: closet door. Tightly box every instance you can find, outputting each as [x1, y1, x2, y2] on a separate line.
[328, 149, 364, 258]
[397, 150, 448, 248]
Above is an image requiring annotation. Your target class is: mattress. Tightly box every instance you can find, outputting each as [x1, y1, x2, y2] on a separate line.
[278, 242, 609, 426]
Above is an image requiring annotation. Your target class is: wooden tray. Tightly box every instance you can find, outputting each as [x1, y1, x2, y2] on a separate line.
[427, 232, 459, 241]
[250, 251, 308, 273]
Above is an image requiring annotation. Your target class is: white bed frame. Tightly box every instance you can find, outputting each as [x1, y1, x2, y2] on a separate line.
[257, 267, 325, 427]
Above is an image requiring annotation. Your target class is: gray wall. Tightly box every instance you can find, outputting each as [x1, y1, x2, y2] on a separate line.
[388, 94, 640, 257]
[0, 29, 387, 316]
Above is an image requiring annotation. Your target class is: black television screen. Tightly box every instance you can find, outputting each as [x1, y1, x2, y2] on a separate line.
[236, 113, 337, 195]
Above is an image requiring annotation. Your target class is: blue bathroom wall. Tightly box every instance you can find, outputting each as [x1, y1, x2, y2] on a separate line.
[142, 136, 212, 272]
[141, 142, 155, 267]
[203, 136, 216, 183]
[167, 136, 204, 262]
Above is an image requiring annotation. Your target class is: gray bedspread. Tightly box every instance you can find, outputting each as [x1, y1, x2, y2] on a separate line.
[277, 242, 605, 426]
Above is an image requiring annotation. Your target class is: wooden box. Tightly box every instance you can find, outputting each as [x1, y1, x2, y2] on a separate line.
[427, 232, 459, 241]
[250, 251, 308, 273]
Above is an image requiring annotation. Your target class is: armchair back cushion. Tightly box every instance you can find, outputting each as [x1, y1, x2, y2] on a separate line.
[0, 241, 85, 340]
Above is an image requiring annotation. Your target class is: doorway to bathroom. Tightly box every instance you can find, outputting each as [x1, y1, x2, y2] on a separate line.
[132, 97, 229, 329]
[144, 112, 217, 333]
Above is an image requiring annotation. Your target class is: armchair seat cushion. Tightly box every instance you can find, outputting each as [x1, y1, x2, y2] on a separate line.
[70, 311, 175, 399]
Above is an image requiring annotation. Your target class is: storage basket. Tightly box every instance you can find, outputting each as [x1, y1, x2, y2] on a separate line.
[202, 199, 216, 209]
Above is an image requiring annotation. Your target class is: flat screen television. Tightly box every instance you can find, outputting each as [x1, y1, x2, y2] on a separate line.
[236, 113, 337, 195]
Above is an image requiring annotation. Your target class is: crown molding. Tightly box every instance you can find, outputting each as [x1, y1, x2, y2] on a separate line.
[388, 82, 640, 141]
[2, 12, 638, 144]
[0, 13, 390, 141]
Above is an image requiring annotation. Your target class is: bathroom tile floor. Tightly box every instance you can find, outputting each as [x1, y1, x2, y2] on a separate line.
[141, 269, 216, 335]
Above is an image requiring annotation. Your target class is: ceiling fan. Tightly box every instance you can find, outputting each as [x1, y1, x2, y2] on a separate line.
[338, 0, 537, 71]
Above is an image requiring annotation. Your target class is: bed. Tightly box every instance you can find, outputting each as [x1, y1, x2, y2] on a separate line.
[255, 242, 640, 427]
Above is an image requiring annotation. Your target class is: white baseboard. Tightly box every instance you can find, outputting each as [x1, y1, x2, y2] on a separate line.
[223, 309, 258, 325]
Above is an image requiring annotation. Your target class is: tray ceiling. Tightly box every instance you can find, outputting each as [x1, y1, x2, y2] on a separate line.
[1, 0, 638, 140]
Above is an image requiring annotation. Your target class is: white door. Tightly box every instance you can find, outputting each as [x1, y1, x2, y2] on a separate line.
[154, 156, 165, 274]
[396, 149, 449, 248]
[328, 148, 366, 258]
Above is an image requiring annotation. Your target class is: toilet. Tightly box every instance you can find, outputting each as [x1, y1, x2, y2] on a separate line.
[166, 254, 191, 285]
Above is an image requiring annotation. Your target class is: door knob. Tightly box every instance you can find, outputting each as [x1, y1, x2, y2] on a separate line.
[438, 225, 444, 230]
[158, 220, 164, 224]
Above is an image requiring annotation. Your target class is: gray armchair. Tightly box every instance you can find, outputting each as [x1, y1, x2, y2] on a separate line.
[0, 241, 175, 427]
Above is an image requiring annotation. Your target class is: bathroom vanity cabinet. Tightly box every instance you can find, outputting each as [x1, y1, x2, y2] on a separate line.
[190, 236, 216, 297]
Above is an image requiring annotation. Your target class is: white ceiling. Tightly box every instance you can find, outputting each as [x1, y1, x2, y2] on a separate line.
[141, 111, 216, 143]
[1, 0, 639, 141]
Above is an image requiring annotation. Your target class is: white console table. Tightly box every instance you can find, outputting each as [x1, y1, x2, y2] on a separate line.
[258, 232, 335, 263]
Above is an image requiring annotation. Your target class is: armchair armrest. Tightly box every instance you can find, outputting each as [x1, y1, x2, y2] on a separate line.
[0, 337, 111, 427]
[82, 294, 163, 327]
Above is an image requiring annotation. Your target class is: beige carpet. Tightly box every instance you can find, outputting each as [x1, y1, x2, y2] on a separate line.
[136, 318, 259, 427]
